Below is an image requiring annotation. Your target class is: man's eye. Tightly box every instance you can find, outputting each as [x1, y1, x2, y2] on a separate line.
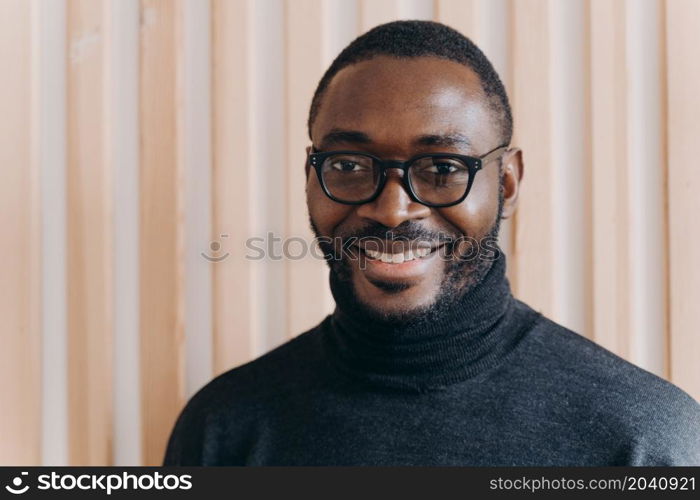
[427, 162, 463, 175]
[331, 160, 365, 172]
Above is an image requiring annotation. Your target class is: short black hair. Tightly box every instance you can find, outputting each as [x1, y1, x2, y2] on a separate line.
[307, 20, 513, 146]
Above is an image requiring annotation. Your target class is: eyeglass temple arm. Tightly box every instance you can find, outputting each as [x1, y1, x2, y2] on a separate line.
[479, 145, 509, 167]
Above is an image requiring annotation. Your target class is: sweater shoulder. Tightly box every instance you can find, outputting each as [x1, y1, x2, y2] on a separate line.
[526, 313, 695, 402]
[188, 317, 326, 404]
[213, 319, 326, 389]
[162, 318, 328, 465]
[519, 311, 700, 464]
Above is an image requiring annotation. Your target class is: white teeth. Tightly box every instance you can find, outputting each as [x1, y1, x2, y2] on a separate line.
[361, 246, 433, 263]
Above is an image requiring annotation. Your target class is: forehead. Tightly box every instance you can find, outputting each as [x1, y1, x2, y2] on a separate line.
[312, 55, 498, 152]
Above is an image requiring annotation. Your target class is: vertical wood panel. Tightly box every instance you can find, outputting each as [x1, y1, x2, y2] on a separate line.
[360, 0, 433, 28]
[397, 0, 434, 19]
[66, 0, 113, 465]
[590, 0, 631, 357]
[2, 0, 699, 466]
[550, 0, 592, 337]
[109, 0, 141, 466]
[360, 0, 399, 30]
[212, 0, 255, 375]
[625, 0, 667, 377]
[666, 0, 700, 401]
[249, 0, 287, 356]
[36, 0, 68, 466]
[139, 0, 185, 466]
[434, 0, 478, 40]
[0, 0, 41, 466]
[324, 0, 359, 65]
[181, 0, 213, 400]
[510, 0, 554, 314]
[285, 0, 333, 339]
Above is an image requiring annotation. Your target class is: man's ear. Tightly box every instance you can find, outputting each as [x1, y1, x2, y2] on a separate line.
[304, 145, 311, 178]
[500, 148, 523, 219]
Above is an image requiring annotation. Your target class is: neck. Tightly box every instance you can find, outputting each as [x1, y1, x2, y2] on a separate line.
[322, 253, 535, 392]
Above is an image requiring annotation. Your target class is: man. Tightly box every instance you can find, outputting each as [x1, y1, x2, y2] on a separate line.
[163, 21, 699, 465]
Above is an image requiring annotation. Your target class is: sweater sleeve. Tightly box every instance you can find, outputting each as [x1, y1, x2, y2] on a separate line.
[615, 381, 700, 466]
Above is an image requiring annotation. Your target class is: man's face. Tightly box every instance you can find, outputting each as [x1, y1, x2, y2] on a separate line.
[306, 55, 522, 321]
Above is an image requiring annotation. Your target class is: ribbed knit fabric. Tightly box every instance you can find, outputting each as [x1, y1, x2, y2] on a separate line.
[163, 255, 700, 466]
[324, 254, 538, 392]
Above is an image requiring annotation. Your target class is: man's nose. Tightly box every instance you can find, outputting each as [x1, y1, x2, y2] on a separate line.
[355, 169, 431, 227]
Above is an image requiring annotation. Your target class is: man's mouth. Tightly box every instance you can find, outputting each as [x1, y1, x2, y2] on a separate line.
[352, 241, 447, 263]
[357, 245, 439, 263]
[347, 241, 445, 285]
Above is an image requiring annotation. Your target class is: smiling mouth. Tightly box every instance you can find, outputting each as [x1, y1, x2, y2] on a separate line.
[354, 243, 446, 263]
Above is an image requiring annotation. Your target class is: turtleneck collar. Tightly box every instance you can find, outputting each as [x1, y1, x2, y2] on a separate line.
[321, 253, 539, 393]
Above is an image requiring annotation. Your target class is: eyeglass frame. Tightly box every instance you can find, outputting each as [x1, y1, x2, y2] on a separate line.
[307, 143, 509, 208]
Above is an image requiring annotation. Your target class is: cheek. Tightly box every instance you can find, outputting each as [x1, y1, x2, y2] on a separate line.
[438, 168, 500, 236]
[306, 173, 353, 235]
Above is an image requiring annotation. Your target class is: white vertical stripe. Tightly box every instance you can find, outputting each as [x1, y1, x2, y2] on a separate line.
[182, 0, 213, 399]
[626, 0, 665, 376]
[550, 0, 588, 336]
[398, 0, 433, 19]
[324, 0, 358, 64]
[477, 0, 509, 75]
[250, 0, 287, 355]
[34, 0, 68, 467]
[477, 0, 514, 261]
[110, 0, 141, 466]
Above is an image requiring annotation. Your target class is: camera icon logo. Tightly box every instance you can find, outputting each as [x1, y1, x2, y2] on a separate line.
[5, 472, 29, 494]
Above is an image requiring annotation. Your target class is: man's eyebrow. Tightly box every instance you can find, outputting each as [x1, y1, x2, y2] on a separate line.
[413, 133, 472, 149]
[319, 129, 372, 148]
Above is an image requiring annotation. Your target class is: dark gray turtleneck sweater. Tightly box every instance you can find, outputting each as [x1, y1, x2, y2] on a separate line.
[163, 255, 700, 465]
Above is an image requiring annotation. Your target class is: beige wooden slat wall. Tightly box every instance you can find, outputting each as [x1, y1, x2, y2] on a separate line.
[550, 0, 592, 339]
[36, 0, 69, 466]
[109, 0, 141, 467]
[0, 0, 41, 466]
[625, 0, 667, 379]
[590, 0, 631, 359]
[212, 0, 255, 375]
[435, 0, 477, 33]
[66, 0, 113, 466]
[360, 0, 403, 28]
[285, 0, 332, 339]
[139, 0, 186, 467]
[181, 0, 213, 400]
[510, 0, 555, 317]
[3, 0, 700, 467]
[666, 0, 700, 400]
[250, 0, 289, 357]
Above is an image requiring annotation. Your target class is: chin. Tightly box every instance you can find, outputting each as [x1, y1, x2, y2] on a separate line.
[354, 282, 439, 323]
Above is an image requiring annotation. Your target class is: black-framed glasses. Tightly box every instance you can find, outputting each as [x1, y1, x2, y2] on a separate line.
[308, 144, 509, 208]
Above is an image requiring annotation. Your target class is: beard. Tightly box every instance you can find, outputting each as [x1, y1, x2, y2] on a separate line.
[310, 183, 506, 327]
